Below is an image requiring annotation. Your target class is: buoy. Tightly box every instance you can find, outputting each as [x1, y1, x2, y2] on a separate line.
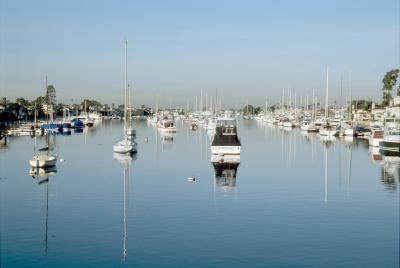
[187, 177, 196, 182]
[60, 158, 65, 162]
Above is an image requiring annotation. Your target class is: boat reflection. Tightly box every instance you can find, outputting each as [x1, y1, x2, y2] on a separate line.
[113, 152, 135, 261]
[369, 149, 400, 192]
[30, 166, 57, 184]
[28, 166, 57, 254]
[159, 133, 176, 144]
[211, 154, 240, 192]
[380, 152, 400, 192]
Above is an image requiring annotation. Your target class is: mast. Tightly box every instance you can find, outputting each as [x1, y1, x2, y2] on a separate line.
[349, 71, 352, 122]
[205, 92, 208, 112]
[124, 39, 128, 133]
[325, 66, 329, 121]
[200, 91, 203, 113]
[312, 90, 315, 122]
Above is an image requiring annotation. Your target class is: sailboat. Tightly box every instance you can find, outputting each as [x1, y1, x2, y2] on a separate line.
[113, 40, 137, 154]
[29, 134, 58, 168]
[319, 67, 339, 137]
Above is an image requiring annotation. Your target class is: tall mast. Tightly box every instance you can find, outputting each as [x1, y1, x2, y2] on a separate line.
[200, 90, 203, 113]
[349, 71, 352, 122]
[325, 66, 329, 121]
[124, 39, 128, 133]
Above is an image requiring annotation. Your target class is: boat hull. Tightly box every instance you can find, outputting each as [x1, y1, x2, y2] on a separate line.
[211, 146, 241, 156]
[379, 141, 400, 153]
[29, 155, 57, 168]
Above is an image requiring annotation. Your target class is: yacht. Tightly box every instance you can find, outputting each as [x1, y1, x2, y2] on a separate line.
[369, 127, 384, 147]
[379, 121, 400, 154]
[211, 113, 241, 156]
[158, 119, 177, 133]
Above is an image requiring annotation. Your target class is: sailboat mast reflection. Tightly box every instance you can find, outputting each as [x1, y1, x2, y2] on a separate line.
[113, 152, 135, 261]
[30, 165, 57, 254]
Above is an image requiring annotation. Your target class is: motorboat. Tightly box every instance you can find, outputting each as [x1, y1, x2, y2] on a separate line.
[211, 112, 241, 156]
[158, 119, 177, 133]
[379, 122, 400, 154]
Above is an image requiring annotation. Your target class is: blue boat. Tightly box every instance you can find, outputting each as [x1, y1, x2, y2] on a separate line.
[70, 118, 84, 129]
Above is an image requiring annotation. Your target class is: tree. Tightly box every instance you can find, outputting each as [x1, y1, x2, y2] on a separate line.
[81, 99, 102, 112]
[46, 85, 56, 107]
[242, 105, 255, 115]
[15, 97, 29, 108]
[382, 69, 399, 106]
[31, 96, 47, 109]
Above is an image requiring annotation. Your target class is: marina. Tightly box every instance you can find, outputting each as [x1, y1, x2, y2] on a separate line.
[1, 0, 399, 267]
[0, 115, 399, 267]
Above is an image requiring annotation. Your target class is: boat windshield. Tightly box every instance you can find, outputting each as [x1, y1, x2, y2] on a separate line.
[217, 119, 236, 127]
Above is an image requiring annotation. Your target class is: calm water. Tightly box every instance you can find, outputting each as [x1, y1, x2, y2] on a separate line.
[1, 119, 399, 268]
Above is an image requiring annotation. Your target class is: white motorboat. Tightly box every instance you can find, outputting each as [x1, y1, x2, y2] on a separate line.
[211, 112, 241, 156]
[379, 121, 400, 153]
[369, 128, 384, 147]
[158, 119, 177, 133]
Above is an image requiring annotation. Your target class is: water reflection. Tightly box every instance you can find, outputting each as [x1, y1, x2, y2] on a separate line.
[113, 152, 135, 261]
[29, 166, 57, 254]
[160, 133, 176, 144]
[211, 154, 240, 192]
[380, 153, 400, 192]
[368, 147, 400, 192]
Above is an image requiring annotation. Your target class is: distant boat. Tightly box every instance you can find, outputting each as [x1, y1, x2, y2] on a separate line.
[369, 128, 384, 147]
[319, 67, 338, 137]
[158, 119, 177, 133]
[379, 120, 400, 154]
[71, 118, 85, 129]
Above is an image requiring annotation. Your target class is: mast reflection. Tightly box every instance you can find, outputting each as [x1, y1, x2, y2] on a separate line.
[29, 166, 57, 254]
[113, 152, 136, 261]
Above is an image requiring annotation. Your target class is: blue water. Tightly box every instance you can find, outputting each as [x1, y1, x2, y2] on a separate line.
[1, 119, 399, 267]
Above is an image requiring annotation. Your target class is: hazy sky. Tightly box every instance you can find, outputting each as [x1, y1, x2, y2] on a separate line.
[1, 0, 398, 108]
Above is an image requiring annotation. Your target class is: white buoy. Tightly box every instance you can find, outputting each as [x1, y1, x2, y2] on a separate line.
[187, 177, 196, 182]
[60, 158, 65, 162]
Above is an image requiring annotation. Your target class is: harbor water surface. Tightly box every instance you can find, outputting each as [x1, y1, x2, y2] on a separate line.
[1, 119, 399, 267]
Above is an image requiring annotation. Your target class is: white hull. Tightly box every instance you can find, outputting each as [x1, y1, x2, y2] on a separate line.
[344, 128, 354, 136]
[29, 154, 57, 168]
[158, 127, 176, 133]
[319, 129, 338, 136]
[113, 139, 137, 154]
[211, 146, 241, 155]
[211, 154, 240, 163]
[369, 138, 382, 147]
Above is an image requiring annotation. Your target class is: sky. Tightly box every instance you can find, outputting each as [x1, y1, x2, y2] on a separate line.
[0, 0, 399, 108]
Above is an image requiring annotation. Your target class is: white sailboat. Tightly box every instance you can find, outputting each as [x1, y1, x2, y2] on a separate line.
[29, 135, 57, 168]
[113, 40, 137, 154]
[319, 67, 338, 137]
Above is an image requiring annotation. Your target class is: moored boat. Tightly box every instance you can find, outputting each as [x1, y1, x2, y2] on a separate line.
[211, 112, 241, 156]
